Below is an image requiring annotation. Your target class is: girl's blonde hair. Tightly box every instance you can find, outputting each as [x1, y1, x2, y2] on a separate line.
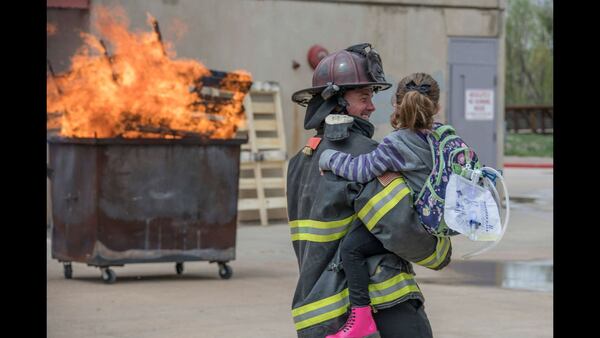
[391, 72, 440, 131]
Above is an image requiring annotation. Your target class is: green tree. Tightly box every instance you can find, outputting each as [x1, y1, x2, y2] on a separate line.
[506, 0, 553, 105]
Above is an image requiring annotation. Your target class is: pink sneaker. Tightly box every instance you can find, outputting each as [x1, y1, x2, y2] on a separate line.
[325, 305, 380, 338]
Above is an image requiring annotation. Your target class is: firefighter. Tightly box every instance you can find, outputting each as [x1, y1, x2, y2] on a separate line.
[287, 43, 452, 338]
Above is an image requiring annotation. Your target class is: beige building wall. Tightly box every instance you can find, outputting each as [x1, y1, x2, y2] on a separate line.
[51, 0, 505, 162]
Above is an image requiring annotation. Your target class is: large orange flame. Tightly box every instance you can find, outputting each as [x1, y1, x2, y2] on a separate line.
[47, 6, 251, 139]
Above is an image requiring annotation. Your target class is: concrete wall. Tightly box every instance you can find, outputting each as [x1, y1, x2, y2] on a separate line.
[48, 0, 505, 160]
[47, 8, 90, 74]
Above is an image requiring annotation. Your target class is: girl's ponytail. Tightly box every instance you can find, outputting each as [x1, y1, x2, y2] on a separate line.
[391, 73, 440, 131]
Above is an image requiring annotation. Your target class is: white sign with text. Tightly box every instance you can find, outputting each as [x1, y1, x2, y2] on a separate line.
[465, 89, 494, 120]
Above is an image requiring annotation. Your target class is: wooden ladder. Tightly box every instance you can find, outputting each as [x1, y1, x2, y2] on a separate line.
[237, 81, 288, 226]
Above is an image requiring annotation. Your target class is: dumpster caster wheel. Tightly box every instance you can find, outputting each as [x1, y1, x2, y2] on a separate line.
[175, 262, 184, 275]
[101, 268, 116, 284]
[218, 263, 233, 280]
[63, 263, 73, 279]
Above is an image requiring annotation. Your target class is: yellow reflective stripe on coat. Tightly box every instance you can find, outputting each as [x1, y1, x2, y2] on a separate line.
[369, 273, 421, 305]
[357, 177, 411, 231]
[292, 289, 350, 331]
[415, 236, 451, 269]
[290, 231, 349, 243]
[289, 215, 356, 243]
[292, 272, 421, 331]
[290, 215, 356, 229]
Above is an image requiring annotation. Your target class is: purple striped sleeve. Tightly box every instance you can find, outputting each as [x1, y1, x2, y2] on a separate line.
[375, 145, 395, 169]
[382, 137, 405, 169]
[331, 146, 394, 182]
[361, 156, 373, 182]
[319, 136, 410, 182]
[341, 155, 350, 178]
[371, 150, 388, 173]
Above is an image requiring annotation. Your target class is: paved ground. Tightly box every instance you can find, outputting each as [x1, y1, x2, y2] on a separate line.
[47, 166, 553, 337]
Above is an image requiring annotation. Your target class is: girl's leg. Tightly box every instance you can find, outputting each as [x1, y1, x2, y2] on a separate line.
[340, 224, 391, 306]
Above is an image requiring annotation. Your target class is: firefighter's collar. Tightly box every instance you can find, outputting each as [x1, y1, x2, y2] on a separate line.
[352, 115, 375, 139]
[324, 114, 375, 141]
[324, 114, 353, 141]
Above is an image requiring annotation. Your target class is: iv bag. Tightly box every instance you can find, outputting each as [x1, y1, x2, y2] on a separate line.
[444, 173, 502, 241]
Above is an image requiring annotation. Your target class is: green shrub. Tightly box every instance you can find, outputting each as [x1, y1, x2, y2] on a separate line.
[504, 133, 553, 157]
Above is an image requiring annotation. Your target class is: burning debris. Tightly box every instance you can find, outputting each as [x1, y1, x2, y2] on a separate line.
[47, 6, 252, 139]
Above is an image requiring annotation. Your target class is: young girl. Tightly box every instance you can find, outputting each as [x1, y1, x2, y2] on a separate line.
[320, 72, 441, 338]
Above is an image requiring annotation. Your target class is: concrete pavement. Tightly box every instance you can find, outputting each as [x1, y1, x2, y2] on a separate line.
[47, 166, 553, 337]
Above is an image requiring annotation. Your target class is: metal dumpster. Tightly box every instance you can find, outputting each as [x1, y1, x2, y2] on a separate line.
[47, 10, 253, 283]
[48, 136, 246, 283]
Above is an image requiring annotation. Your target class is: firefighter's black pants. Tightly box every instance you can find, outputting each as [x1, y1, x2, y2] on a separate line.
[374, 299, 433, 338]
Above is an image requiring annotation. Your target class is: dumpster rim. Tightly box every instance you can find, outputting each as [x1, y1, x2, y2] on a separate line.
[47, 134, 248, 146]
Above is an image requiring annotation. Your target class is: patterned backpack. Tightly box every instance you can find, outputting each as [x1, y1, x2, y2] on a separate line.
[414, 123, 482, 237]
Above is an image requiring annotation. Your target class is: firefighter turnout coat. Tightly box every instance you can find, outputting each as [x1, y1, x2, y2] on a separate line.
[286, 116, 452, 337]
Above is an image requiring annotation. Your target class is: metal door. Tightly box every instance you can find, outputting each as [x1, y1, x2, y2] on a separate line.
[448, 38, 498, 168]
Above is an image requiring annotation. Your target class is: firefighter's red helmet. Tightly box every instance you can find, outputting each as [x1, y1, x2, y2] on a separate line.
[292, 43, 392, 106]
